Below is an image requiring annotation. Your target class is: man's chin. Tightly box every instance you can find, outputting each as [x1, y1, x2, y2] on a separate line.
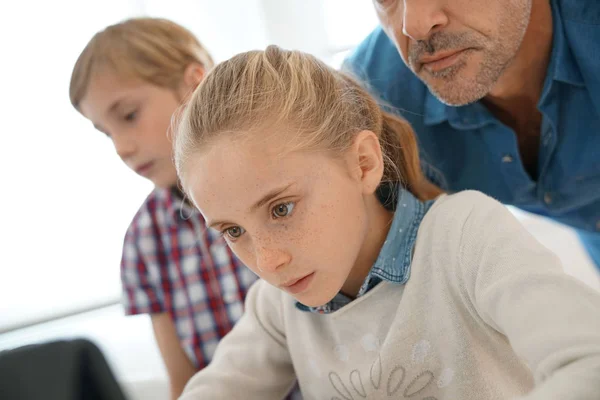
[425, 79, 488, 107]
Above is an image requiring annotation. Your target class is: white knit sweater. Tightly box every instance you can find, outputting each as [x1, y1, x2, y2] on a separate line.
[180, 191, 600, 400]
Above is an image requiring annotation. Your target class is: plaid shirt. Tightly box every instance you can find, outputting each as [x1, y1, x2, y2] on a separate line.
[120, 187, 258, 369]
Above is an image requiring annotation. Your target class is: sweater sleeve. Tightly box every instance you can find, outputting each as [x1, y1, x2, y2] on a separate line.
[457, 192, 600, 400]
[179, 280, 296, 400]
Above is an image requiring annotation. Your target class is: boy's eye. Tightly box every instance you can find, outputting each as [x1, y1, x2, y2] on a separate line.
[272, 202, 295, 218]
[224, 226, 245, 239]
[124, 111, 137, 122]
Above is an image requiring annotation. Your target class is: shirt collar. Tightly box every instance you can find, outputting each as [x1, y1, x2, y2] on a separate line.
[296, 187, 433, 313]
[423, 0, 584, 127]
[548, 0, 584, 87]
[154, 186, 199, 224]
[368, 188, 430, 283]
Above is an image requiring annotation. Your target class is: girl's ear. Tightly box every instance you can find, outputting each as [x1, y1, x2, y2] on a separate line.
[352, 130, 385, 195]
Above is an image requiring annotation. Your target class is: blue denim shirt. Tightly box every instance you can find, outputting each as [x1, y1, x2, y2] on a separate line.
[344, 0, 600, 267]
[297, 189, 433, 314]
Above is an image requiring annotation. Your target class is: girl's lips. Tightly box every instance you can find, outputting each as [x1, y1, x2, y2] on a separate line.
[281, 272, 315, 295]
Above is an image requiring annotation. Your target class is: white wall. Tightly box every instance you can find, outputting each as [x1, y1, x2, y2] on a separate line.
[0, 0, 362, 333]
[0, 0, 152, 332]
[141, 0, 270, 62]
[259, 0, 330, 60]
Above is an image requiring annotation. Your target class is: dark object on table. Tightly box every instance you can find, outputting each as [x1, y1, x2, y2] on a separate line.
[0, 338, 128, 400]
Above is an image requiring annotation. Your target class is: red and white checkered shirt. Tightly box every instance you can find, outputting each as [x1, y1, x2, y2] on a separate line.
[120, 187, 258, 369]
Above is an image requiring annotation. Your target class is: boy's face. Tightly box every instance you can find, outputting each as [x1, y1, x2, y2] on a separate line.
[80, 71, 180, 188]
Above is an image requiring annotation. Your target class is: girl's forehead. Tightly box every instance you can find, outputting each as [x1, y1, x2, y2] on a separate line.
[185, 137, 334, 205]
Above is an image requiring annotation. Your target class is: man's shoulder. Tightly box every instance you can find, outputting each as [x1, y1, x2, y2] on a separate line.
[559, 0, 600, 24]
[557, 0, 600, 109]
[343, 27, 429, 116]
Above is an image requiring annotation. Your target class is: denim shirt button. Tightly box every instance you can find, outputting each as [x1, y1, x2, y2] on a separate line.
[502, 155, 514, 163]
[596, 220, 600, 232]
[544, 192, 553, 205]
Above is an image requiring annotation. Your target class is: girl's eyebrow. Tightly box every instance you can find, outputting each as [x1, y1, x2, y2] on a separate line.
[250, 183, 294, 212]
[207, 183, 295, 229]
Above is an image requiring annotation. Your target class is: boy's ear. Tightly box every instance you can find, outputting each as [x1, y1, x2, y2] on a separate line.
[182, 63, 205, 89]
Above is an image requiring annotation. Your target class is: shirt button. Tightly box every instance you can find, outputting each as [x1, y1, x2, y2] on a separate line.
[502, 155, 513, 163]
[544, 193, 553, 205]
[542, 131, 552, 146]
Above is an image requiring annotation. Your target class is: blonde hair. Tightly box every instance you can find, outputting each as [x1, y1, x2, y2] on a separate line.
[174, 46, 441, 201]
[69, 17, 214, 110]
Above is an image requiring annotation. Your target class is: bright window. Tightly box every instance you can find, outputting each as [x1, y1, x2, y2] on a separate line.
[323, 0, 380, 67]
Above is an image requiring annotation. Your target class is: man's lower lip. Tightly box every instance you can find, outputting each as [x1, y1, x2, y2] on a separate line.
[284, 272, 315, 294]
[422, 49, 469, 73]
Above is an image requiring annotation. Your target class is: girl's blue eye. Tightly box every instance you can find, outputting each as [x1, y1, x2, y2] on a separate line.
[272, 202, 295, 218]
[224, 226, 245, 239]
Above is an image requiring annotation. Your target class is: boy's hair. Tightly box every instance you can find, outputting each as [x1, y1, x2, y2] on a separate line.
[69, 17, 214, 110]
[174, 46, 441, 201]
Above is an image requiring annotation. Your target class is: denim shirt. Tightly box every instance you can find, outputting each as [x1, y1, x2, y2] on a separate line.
[297, 188, 433, 314]
[344, 0, 600, 267]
